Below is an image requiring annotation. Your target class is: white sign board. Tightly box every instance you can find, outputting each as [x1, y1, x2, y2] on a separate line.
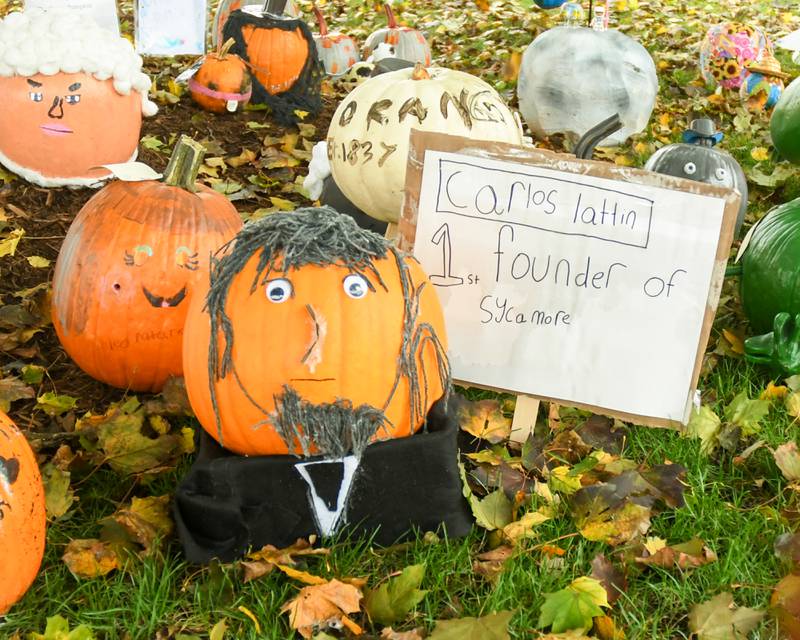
[25, 0, 120, 35]
[135, 0, 207, 56]
[399, 132, 740, 428]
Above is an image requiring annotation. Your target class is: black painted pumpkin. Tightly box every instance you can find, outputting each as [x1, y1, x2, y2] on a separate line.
[644, 118, 748, 235]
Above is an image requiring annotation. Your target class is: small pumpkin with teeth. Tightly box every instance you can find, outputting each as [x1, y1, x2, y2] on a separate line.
[189, 38, 253, 114]
[51, 136, 242, 392]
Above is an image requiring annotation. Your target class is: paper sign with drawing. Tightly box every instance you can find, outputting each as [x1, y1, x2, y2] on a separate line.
[135, 0, 207, 56]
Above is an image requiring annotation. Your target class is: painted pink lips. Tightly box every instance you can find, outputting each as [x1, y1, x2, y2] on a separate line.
[40, 124, 73, 137]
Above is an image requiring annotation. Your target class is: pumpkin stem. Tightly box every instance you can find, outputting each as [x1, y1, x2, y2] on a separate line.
[163, 135, 206, 193]
[312, 4, 328, 36]
[218, 37, 236, 59]
[411, 62, 430, 80]
[383, 2, 398, 28]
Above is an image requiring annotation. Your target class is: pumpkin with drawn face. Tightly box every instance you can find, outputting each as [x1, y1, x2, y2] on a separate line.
[182, 207, 450, 457]
[51, 137, 242, 392]
[0, 411, 46, 615]
[0, 9, 157, 188]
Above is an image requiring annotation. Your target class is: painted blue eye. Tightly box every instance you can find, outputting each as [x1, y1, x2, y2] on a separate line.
[343, 274, 368, 299]
[266, 278, 292, 303]
[29, 92, 43, 102]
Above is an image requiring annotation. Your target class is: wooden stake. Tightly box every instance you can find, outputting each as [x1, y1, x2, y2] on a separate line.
[510, 395, 540, 443]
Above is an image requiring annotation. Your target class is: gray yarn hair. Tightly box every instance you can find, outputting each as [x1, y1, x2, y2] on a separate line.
[204, 206, 451, 457]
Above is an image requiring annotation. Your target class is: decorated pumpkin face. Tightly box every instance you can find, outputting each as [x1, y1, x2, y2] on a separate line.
[0, 411, 46, 615]
[189, 39, 253, 113]
[644, 119, 748, 235]
[517, 26, 657, 146]
[0, 9, 157, 188]
[52, 137, 243, 392]
[182, 207, 450, 457]
[327, 64, 524, 223]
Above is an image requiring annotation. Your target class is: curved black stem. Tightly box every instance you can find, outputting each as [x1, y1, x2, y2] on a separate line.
[573, 114, 623, 159]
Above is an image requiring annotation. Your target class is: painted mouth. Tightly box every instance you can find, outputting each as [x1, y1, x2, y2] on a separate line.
[40, 124, 74, 136]
[289, 378, 337, 383]
[142, 286, 187, 308]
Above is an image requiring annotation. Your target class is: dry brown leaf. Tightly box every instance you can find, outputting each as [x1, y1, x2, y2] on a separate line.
[381, 627, 424, 640]
[634, 538, 717, 570]
[590, 554, 627, 605]
[62, 539, 120, 579]
[457, 399, 511, 443]
[473, 545, 514, 582]
[244, 539, 330, 583]
[281, 579, 363, 639]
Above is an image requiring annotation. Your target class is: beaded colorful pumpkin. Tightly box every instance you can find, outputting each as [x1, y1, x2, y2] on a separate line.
[739, 53, 787, 112]
[52, 137, 242, 392]
[0, 411, 46, 615]
[699, 22, 772, 90]
[182, 207, 450, 457]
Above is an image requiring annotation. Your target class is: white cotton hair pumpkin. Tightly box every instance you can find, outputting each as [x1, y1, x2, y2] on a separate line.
[326, 64, 524, 223]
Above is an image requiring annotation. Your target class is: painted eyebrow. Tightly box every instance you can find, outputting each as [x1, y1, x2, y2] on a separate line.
[68, 82, 81, 92]
[27, 79, 42, 88]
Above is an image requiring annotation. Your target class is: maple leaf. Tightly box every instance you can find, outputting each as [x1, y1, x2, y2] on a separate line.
[590, 554, 627, 605]
[774, 442, 800, 482]
[243, 539, 329, 583]
[685, 406, 721, 455]
[365, 564, 427, 625]
[688, 592, 764, 640]
[62, 539, 120, 579]
[42, 463, 77, 520]
[281, 579, 362, 639]
[457, 398, 512, 443]
[27, 615, 96, 640]
[428, 610, 513, 639]
[771, 574, 800, 639]
[473, 546, 514, 582]
[634, 538, 717, 570]
[724, 392, 770, 436]
[538, 577, 609, 633]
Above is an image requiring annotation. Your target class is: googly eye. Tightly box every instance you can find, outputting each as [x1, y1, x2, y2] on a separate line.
[683, 162, 697, 176]
[343, 274, 369, 299]
[714, 167, 728, 181]
[266, 278, 292, 303]
[64, 94, 81, 105]
[29, 92, 43, 102]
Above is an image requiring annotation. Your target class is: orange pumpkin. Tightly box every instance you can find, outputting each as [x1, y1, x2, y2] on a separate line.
[222, 8, 323, 124]
[182, 207, 450, 457]
[0, 411, 46, 615]
[51, 137, 243, 392]
[189, 38, 253, 113]
[0, 9, 156, 188]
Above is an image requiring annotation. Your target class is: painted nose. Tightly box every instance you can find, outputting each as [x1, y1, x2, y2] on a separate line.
[301, 304, 327, 373]
[48, 96, 64, 119]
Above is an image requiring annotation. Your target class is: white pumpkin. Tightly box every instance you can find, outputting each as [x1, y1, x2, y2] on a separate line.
[363, 3, 431, 66]
[327, 64, 524, 223]
[313, 5, 360, 77]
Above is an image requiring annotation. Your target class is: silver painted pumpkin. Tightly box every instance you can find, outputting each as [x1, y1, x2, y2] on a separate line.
[517, 26, 657, 145]
[363, 3, 431, 66]
[644, 118, 748, 235]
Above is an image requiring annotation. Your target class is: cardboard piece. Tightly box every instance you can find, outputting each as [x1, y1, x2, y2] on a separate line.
[399, 131, 741, 429]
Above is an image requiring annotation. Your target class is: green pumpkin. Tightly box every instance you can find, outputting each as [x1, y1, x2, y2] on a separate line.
[770, 77, 800, 164]
[741, 197, 800, 333]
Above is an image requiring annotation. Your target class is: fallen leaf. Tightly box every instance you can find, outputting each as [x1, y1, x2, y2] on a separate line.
[380, 628, 424, 640]
[590, 554, 627, 605]
[593, 615, 625, 640]
[471, 489, 514, 530]
[774, 442, 800, 482]
[774, 532, 800, 566]
[244, 539, 329, 583]
[37, 392, 77, 416]
[27, 615, 96, 640]
[238, 605, 261, 634]
[227, 148, 257, 168]
[0, 375, 34, 411]
[473, 546, 514, 582]
[281, 579, 362, 639]
[502, 507, 551, 542]
[539, 577, 609, 633]
[548, 466, 583, 495]
[761, 381, 789, 401]
[365, 564, 427, 625]
[429, 610, 513, 639]
[26, 255, 50, 268]
[104, 495, 173, 556]
[688, 592, 764, 640]
[21, 364, 45, 385]
[724, 392, 770, 436]
[771, 574, 800, 639]
[62, 539, 120, 579]
[750, 147, 770, 162]
[269, 196, 297, 211]
[0, 228, 24, 257]
[42, 462, 76, 520]
[457, 398, 512, 443]
[277, 564, 328, 585]
[634, 538, 717, 569]
[685, 406, 721, 455]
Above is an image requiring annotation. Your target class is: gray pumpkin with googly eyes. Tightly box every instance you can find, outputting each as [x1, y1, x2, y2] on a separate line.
[644, 118, 748, 235]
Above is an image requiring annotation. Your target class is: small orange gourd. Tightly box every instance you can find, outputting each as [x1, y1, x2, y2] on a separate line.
[182, 207, 450, 457]
[51, 136, 243, 392]
[0, 411, 46, 615]
[189, 38, 252, 114]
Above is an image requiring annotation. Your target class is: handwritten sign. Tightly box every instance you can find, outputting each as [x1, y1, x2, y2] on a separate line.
[399, 131, 741, 428]
[25, 0, 120, 34]
[135, 0, 207, 56]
